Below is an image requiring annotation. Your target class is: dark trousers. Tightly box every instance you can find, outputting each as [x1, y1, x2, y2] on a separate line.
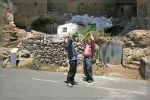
[83, 57, 93, 81]
[67, 60, 77, 82]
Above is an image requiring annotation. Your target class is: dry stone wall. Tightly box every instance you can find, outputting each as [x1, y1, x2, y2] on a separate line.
[22, 36, 84, 67]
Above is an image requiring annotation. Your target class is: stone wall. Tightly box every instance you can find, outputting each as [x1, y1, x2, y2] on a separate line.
[48, 0, 114, 16]
[140, 57, 150, 79]
[138, 32, 150, 79]
[13, 0, 47, 29]
[12, 0, 150, 31]
[47, 0, 138, 17]
[137, 0, 147, 17]
[21, 36, 84, 67]
[123, 48, 147, 64]
[136, 0, 150, 29]
[20, 32, 148, 67]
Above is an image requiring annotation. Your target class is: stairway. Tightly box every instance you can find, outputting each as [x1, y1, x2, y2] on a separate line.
[124, 61, 140, 70]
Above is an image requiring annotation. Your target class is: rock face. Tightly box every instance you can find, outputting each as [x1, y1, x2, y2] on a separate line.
[123, 48, 147, 64]
[17, 50, 31, 58]
[2, 27, 27, 46]
[139, 57, 150, 79]
[0, 47, 10, 61]
[121, 30, 149, 65]
[126, 30, 149, 48]
[20, 36, 84, 67]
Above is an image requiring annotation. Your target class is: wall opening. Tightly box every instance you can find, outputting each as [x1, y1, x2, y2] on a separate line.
[34, 2, 38, 6]
[121, 8, 124, 13]
[32, 18, 58, 34]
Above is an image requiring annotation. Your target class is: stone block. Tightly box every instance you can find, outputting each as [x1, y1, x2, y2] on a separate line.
[139, 57, 150, 80]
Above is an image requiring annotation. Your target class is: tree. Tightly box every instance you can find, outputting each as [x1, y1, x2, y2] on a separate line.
[0, 0, 4, 46]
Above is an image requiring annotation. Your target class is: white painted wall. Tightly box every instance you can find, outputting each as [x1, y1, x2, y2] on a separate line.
[57, 23, 79, 36]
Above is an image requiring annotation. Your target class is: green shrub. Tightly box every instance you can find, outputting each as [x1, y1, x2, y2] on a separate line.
[80, 25, 110, 38]
[71, 25, 110, 42]
[97, 31, 111, 37]
[71, 32, 80, 42]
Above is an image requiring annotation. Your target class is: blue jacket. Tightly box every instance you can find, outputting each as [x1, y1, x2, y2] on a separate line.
[64, 36, 77, 61]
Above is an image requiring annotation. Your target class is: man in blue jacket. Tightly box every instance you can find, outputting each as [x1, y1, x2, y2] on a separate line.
[64, 36, 77, 87]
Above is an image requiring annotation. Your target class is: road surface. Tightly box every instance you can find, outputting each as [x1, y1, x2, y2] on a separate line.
[0, 68, 150, 100]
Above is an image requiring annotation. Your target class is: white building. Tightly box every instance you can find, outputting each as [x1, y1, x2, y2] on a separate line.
[57, 23, 80, 36]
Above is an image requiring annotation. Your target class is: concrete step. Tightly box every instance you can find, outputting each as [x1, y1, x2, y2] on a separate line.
[131, 61, 140, 66]
[124, 64, 140, 70]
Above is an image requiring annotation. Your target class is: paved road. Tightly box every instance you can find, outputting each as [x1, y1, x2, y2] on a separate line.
[0, 68, 150, 100]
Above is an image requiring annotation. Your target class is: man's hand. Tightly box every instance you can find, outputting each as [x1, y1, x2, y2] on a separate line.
[89, 33, 94, 40]
[64, 38, 68, 44]
[87, 32, 90, 35]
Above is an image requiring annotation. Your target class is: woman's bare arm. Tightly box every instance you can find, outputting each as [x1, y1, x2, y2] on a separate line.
[81, 33, 90, 44]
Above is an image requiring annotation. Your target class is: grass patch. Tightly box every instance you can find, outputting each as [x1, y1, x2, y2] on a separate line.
[0, 63, 5, 68]
[18, 60, 67, 72]
[76, 65, 104, 75]
[92, 65, 104, 75]
[137, 74, 144, 80]
[18, 60, 49, 70]
[17, 59, 142, 80]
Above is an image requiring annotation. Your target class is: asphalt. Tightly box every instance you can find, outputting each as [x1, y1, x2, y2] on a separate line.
[0, 68, 150, 100]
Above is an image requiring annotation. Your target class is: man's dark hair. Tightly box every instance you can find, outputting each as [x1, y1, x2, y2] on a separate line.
[67, 36, 73, 44]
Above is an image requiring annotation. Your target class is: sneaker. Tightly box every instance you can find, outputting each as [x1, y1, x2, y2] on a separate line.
[83, 77, 88, 81]
[87, 80, 94, 83]
[67, 83, 73, 87]
[71, 81, 78, 85]
[64, 80, 69, 83]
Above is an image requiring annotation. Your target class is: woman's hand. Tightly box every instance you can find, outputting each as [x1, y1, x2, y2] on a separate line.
[90, 33, 94, 40]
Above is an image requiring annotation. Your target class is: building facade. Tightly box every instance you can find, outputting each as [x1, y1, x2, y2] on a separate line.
[13, 0, 47, 30]
[47, 0, 115, 16]
[11, 0, 150, 31]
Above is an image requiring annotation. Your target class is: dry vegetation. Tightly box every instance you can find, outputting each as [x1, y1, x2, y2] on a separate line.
[17, 60, 142, 80]
[17, 60, 104, 75]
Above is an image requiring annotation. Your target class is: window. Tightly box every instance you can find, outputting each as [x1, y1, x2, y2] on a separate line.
[50, 3, 54, 5]
[34, 2, 38, 6]
[81, 3, 84, 6]
[121, 8, 124, 13]
[63, 27, 67, 32]
[93, 3, 96, 6]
